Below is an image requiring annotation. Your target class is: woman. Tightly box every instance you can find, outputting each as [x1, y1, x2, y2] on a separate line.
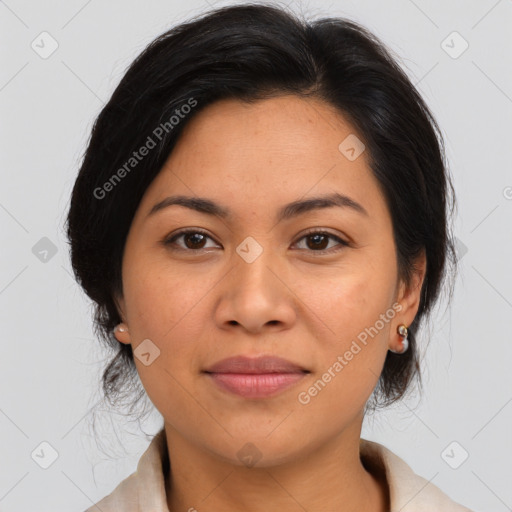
[66, 3, 474, 511]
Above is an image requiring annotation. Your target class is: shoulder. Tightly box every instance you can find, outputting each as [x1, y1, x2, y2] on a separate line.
[360, 439, 475, 512]
[82, 473, 139, 512]
[82, 429, 169, 512]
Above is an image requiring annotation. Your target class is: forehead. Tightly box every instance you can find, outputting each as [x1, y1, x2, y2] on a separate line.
[136, 95, 386, 225]
[177, 94, 358, 149]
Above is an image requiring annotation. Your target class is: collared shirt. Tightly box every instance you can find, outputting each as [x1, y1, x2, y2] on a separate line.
[84, 429, 474, 511]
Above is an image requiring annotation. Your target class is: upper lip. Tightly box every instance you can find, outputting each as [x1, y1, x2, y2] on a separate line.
[203, 355, 309, 374]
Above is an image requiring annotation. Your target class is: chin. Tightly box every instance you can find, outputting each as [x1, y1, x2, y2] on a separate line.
[203, 431, 309, 469]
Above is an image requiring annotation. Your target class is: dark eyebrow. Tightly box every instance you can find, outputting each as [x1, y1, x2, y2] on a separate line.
[146, 192, 368, 222]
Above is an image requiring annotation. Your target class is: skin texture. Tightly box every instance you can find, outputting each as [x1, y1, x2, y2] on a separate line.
[114, 95, 426, 512]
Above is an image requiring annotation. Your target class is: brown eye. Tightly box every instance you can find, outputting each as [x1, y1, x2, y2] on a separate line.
[293, 231, 349, 254]
[305, 233, 330, 250]
[164, 229, 219, 251]
[181, 232, 207, 249]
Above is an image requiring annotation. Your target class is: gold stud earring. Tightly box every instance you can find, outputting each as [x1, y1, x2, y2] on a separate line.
[390, 324, 409, 354]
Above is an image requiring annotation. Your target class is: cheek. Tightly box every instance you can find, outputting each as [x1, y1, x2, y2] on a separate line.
[122, 264, 210, 421]
[121, 257, 219, 384]
[123, 250, 210, 334]
[293, 264, 396, 407]
[296, 258, 396, 344]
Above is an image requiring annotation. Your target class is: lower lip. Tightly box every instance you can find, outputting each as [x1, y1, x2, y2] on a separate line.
[205, 372, 307, 398]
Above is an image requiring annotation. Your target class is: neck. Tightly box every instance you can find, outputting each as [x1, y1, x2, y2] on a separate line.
[163, 420, 389, 512]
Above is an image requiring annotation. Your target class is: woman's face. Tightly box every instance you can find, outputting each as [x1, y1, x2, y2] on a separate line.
[115, 95, 424, 466]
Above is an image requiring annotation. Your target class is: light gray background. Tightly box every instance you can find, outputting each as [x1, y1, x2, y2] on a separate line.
[1, 0, 511, 511]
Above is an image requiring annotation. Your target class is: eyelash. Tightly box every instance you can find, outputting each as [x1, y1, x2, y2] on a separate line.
[163, 228, 350, 255]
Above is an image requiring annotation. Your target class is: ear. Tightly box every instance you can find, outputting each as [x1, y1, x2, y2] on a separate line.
[394, 249, 427, 332]
[112, 292, 132, 345]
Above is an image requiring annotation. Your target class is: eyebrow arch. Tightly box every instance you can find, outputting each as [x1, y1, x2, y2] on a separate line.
[147, 192, 369, 222]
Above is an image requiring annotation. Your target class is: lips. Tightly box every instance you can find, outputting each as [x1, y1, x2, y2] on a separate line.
[203, 355, 310, 399]
[203, 355, 309, 374]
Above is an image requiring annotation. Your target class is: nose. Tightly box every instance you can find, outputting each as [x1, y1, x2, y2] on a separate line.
[214, 246, 297, 334]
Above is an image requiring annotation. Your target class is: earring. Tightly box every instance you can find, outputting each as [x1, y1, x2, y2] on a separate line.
[390, 324, 409, 354]
[114, 324, 128, 334]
